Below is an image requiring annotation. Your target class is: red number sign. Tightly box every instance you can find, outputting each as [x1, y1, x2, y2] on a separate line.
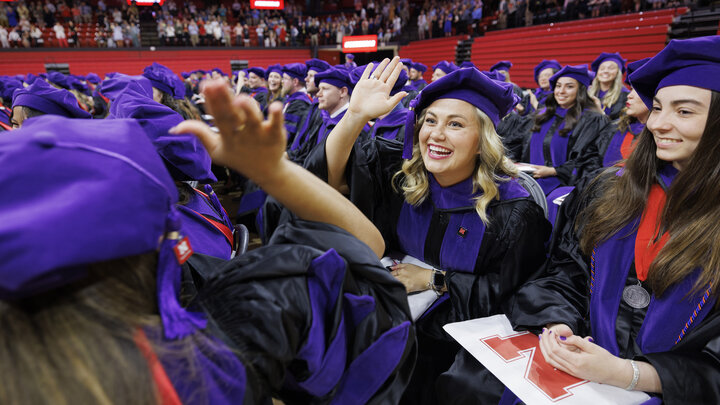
[481, 332, 588, 402]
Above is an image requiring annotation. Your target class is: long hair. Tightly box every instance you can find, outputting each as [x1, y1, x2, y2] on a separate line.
[579, 91, 720, 298]
[589, 72, 624, 111]
[532, 81, 598, 137]
[394, 106, 518, 225]
[0, 252, 225, 405]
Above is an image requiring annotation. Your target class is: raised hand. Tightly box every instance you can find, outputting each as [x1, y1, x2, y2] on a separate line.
[170, 79, 286, 186]
[348, 57, 408, 121]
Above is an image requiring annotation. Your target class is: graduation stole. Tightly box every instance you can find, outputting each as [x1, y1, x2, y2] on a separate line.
[590, 165, 715, 355]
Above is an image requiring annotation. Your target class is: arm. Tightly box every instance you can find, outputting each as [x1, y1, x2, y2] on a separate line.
[325, 57, 407, 191]
[171, 79, 385, 258]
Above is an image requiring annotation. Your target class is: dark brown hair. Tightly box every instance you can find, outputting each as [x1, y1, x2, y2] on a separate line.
[532, 81, 598, 137]
[579, 91, 720, 298]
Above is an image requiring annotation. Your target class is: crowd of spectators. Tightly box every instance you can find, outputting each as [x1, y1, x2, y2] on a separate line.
[0, 0, 141, 49]
[150, 0, 410, 47]
[0, 0, 695, 49]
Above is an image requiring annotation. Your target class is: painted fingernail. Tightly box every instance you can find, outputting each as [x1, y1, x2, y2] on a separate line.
[559, 336, 566, 341]
[542, 328, 547, 332]
[538, 335, 542, 340]
[548, 330, 552, 335]
[588, 337, 594, 343]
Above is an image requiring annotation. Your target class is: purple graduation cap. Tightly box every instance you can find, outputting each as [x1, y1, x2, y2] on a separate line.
[410, 62, 428, 73]
[306, 58, 332, 73]
[0, 77, 24, 103]
[25, 73, 39, 85]
[533, 59, 562, 84]
[346, 53, 355, 60]
[459, 61, 476, 69]
[432, 61, 458, 75]
[98, 73, 154, 102]
[247, 67, 266, 79]
[490, 60, 512, 72]
[350, 64, 408, 96]
[400, 58, 413, 66]
[482, 70, 506, 82]
[109, 81, 216, 183]
[12, 79, 91, 119]
[86, 72, 101, 84]
[629, 36, 720, 110]
[403, 67, 519, 159]
[265, 64, 283, 79]
[625, 57, 650, 86]
[314, 67, 353, 95]
[181, 71, 191, 79]
[550, 65, 593, 89]
[47, 71, 69, 89]
[0, 115, 205, 339]
[283, 63, 307, 81]
[591, 52, 627, 73]
[143, 62, 185, 100]
[212, 67, 226, 77]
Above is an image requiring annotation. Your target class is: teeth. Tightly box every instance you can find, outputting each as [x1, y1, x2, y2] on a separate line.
[429, 145, 451, 154]
[658, 138, 681, 144]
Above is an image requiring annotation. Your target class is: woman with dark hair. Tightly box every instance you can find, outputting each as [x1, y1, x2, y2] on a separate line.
[515, 65, 611, 197]
[0, 80, 415, 404]
[507, 36, 720, 404]
[308, 59, 551, 404]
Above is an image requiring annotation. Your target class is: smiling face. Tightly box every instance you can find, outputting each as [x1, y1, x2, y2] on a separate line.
[646, 85, 711, 171]
[596, 60, 620, 86]
[537, 67, 555, 90]
[247, 72, 263, 89]
[267, 71, 282, 92]
[554, 77, 579, 109]
[316, 82, 346, 114]
[418, 98, 481, 187]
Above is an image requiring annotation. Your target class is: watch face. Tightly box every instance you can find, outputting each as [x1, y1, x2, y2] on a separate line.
[432, 270, 445, 290]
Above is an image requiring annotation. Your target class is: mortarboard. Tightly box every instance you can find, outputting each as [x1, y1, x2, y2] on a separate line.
[12, 79, 91, 119]
[550, 65, 593, 89]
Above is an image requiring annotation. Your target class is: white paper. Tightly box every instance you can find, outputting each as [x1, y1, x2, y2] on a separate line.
[444, 315, 651, 405]
[381, 254, 439, 321]
[515, 163, 537, 172]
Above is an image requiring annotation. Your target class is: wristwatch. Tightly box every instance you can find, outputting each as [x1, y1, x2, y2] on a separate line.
[430, 269, 446, 295]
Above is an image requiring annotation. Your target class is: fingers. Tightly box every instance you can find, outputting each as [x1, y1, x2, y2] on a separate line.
[373, 58, 391, 80]
[379, 56, 400, 82]
[388, 91, 408, 110]
[170, 120, 221, 160]
[385, 59, 404, 87]
[265, 101, 287, 148]
[360, 62, 375, 81]
[203, 79, 240, 137]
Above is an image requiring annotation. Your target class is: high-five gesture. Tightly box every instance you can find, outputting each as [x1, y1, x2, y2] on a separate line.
[171, 79, 285, 186]
[348, 57, 408, 121]
[172, 79, 385, 258]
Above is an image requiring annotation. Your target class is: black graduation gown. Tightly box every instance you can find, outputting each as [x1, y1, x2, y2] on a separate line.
[304, 136, 551, 405]
[283, 91, 313, 147]
[597, 87, 629, 121]
[186, 219, 417, 404]
[497, 112, 533, 161]
[519, 109, 612, 192]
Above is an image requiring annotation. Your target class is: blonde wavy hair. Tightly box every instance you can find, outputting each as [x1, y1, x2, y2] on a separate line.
[393, 106, 518, 225]
[589, 69, 624, 110]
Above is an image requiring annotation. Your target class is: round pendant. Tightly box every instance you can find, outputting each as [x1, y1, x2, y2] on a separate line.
[622, 284, 651, 309]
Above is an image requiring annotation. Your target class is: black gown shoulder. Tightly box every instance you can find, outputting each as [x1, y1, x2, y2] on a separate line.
[190, 219, 417, 404]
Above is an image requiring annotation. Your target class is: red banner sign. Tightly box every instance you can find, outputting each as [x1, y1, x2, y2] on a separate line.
[342, 35, 378, 53]
[250, 0, 285, 9]
[127, 0, 166, 5]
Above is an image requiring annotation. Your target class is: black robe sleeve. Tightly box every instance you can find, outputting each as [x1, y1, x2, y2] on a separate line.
[605, 90, 628, 121]
[554, 110, 611, 186]
[497, 112, 533, 162]
[194, 220, 416, 404]
[508, 168, 611, 335]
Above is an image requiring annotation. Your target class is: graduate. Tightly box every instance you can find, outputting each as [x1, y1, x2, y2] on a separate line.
[503, 35, 720, 405]
[142, 62, 190, 119]
[304, 58, 331, 97]
[0, 79, 415, 404]
[287, 67, 356, 165]
[431, 61, 458, 82]
[589, 52, 630, 120]
[514, 65, 612, 197]
[108, 80, 234, 260]
[11, 79, 91, 128]
[307, 58, 550, 405]
[263, 64, 284, 110]
[246, 66, 268, 103]
[529, 59, 562, 110]
[408, 62, 429, 91]
[280, 63, 312, 146]
[600, 58, 650, 167]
